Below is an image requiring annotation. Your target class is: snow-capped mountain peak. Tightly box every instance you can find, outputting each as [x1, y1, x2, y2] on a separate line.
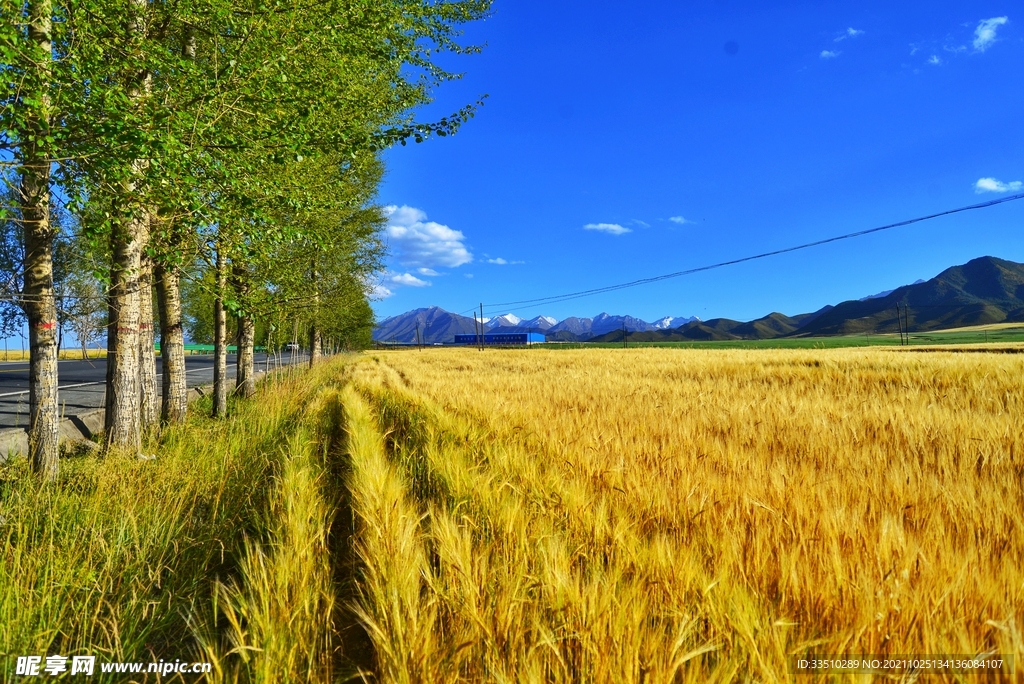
[485, 313, 523, 329]
[652, 315, 700, 329]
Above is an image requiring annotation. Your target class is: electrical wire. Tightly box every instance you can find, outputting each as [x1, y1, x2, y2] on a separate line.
[480, 192, 1024, 315]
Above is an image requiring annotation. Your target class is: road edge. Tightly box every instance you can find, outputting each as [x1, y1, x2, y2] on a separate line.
[0, 362, 294, 462]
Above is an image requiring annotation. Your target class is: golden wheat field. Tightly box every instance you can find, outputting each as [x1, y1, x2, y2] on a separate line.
[342, 347, 1024, 683]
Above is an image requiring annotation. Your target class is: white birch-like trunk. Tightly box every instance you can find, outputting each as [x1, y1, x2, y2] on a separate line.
[232, 264, 256, 398]
[105, 210, 147, 451]
[139, 253, 158, 434]
[156, 260, 188, 424]
[20, 0, 59, 478]
[213, 248, 227, 417]
[104, 0, 151, 452]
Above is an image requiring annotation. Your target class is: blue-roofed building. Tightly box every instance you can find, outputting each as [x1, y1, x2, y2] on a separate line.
[453, 332, 546, 346]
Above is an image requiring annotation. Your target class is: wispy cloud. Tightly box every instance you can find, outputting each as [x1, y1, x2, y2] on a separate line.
[974, 16, 1008, 52]
[417, 267, 439, 276]
[486, 257, 525, 265]
[369, 283, 393, 299]
[668, 216, 691, 225]
[820, 50, 840, 59]
[928, 55, 942, 65]
[835, 27, 864, 42]
[583, 222, 631, 235]
[383, 205, 472, 268]
[975, 177, 1023, 193]
[388, 272, 431, 287]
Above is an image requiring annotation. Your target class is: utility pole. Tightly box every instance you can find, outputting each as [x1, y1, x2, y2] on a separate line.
[416, 322, 422, 351]
[895, 304, 904, 346]
[622, 324, 627, 349]
[479, 303, 485, 351]
[903, 305, 910, 346]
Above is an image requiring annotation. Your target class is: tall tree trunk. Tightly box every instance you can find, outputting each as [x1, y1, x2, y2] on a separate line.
[105, 0, 151, 452]
[232, 264, 256, 398]
[292, 318, 299, 360]
[156, 260, 187, 424]
[19, 0, 58, 478]
[308, 321, 321, 367]
[105, 210, 148, 451]
[308, 258, 320, 367]
[236, 314, 255, 397]
[138, 253, 158, 434]
[213, 248, 227, 418]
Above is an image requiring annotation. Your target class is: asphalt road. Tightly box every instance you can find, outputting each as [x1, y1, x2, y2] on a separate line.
[0, 352, 308, 430]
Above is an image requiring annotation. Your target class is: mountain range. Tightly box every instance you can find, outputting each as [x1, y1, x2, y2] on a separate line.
[373, 309, 697, 344]
[373, 256, 1024, 344]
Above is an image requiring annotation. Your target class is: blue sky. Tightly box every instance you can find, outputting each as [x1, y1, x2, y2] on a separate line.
[376, 1, 1024, 324]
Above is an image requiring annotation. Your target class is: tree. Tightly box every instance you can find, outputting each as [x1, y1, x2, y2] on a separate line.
[0, 176, 26, 341]
[63, 269, 106, 359]
[4, 0, 492, 460]
[258, 157, 386, 368]
[2, 0, 60, 477]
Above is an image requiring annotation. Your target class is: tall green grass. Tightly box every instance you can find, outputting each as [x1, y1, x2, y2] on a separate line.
[207, 391, 339, 683]
[1, 361, 361, 682]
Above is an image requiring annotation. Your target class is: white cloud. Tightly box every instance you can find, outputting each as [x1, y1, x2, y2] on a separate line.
[974, 16, 1008, 52]
[368, 283, 393, 299]
[464, 273, 474, 279]
[820, 50, 840, 59]
[583, 222, 631, 235]
[975, 177, 1023, 193]
[928, 55, 942, 65]
[383, 205, 472, 268]
[669, 216, 691, 225]
[486, 257, 507, 265]
[836, 27, 864, 41]
[389, 272, 431, 287]
[417, 267, 439, 276]
[631, 219, 651, 228]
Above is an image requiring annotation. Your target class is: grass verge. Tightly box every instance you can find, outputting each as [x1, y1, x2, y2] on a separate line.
[0, 360, 361, 682]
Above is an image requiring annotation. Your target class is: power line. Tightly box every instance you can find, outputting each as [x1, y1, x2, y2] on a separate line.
[482, 192, 1024, 314]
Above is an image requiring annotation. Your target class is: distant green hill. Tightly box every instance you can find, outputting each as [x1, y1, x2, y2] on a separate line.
[591, 256, 1024, 342]
[796, 256, 1024, 336]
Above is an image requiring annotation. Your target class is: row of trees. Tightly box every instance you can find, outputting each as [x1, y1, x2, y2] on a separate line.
[2, 0, 490, 478]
